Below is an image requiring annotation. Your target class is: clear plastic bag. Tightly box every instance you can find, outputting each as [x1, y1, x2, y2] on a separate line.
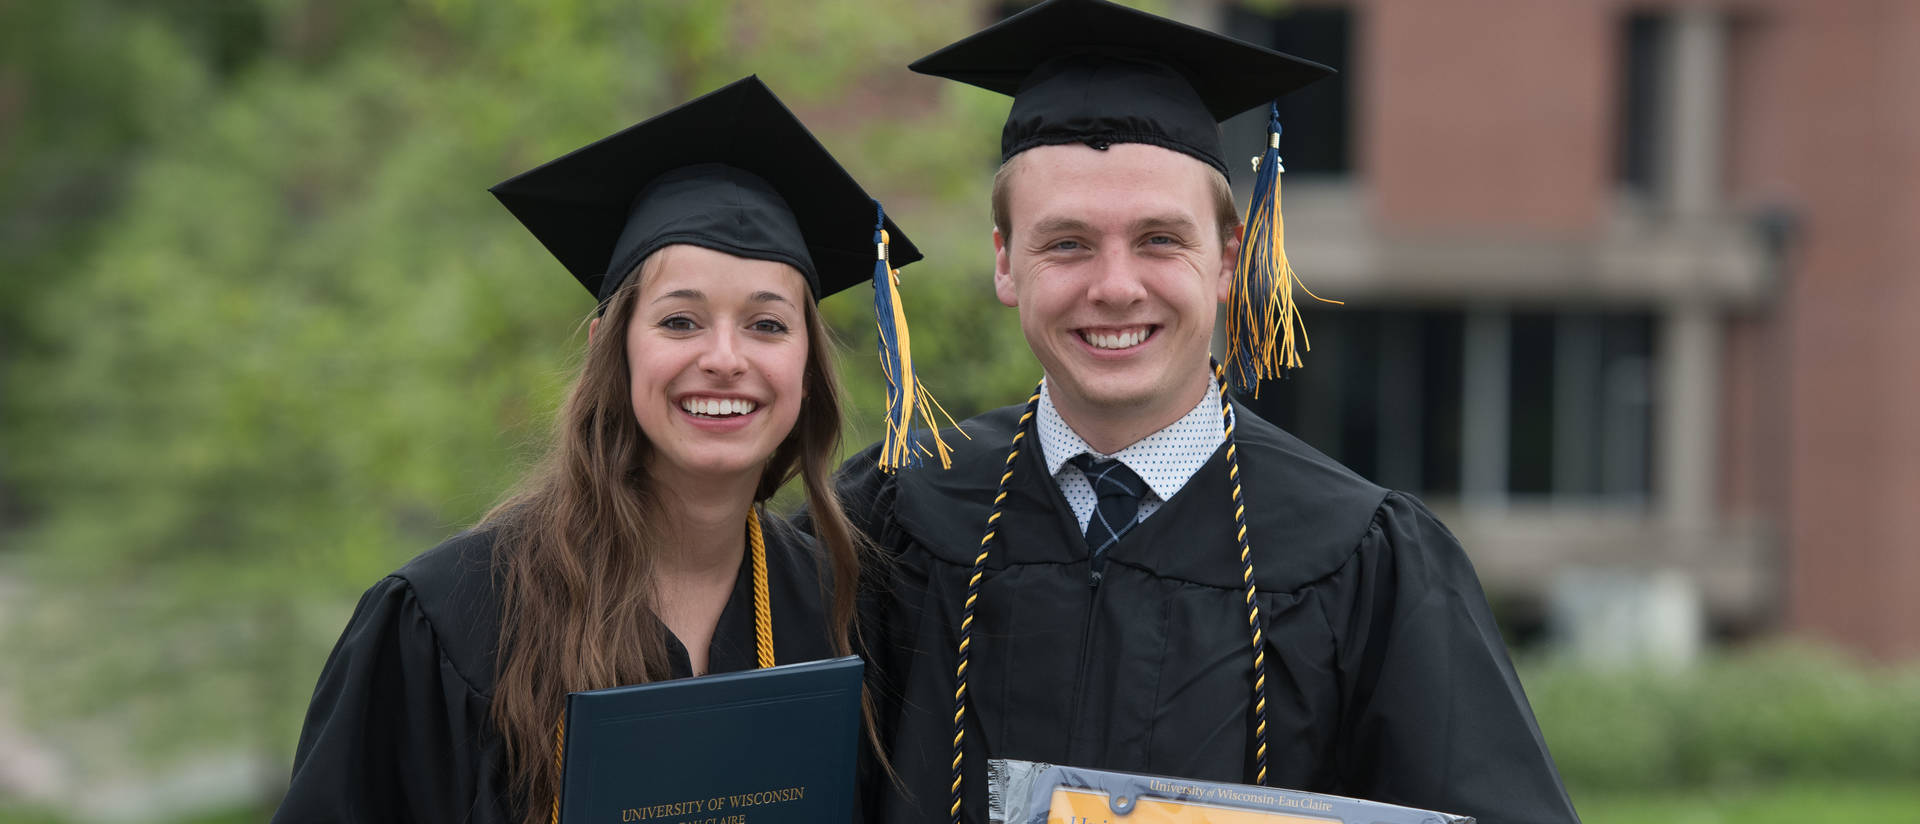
[987, 759, 1473, 824]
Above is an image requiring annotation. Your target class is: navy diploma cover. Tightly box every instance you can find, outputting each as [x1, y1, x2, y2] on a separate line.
[557, 656, 863, 824]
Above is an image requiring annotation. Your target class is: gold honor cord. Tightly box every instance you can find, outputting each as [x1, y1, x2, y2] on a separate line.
[949, 368, 1274, 822]
[747, 506, 776, 670]
[951, 382, 1044, 824]
[1214, 358, 1273, 784]
[552, 509, 776, 824]
[551, 719, 564, 824]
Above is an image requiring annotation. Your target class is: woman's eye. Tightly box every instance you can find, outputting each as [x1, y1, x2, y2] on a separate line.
[660, 315, 697, 331]
[752, 319, 790, 334]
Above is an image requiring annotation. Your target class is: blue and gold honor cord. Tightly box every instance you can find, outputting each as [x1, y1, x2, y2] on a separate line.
[949, 365, 1272, 821]
[552, 509, 775, 824]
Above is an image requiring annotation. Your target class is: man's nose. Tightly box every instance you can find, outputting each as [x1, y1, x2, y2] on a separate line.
[1085, 247, 1148, 307]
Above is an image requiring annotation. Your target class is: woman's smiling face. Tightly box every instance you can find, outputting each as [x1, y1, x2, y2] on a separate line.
[622, 243, 811, 486]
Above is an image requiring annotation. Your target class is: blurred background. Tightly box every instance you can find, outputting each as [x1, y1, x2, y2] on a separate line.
[2, 1, 1916, 822]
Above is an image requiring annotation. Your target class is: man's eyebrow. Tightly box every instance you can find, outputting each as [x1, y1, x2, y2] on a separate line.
[1129, 214, 1200, 234]
[1027, 214, 1200, 237]
[1029, 216, 1096, 237]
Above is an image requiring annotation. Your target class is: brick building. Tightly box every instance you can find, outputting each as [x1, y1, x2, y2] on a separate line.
[1084, 0, 1920, 659]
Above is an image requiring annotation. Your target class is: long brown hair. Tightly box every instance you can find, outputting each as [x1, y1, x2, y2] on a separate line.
[481, 254, 866, 822]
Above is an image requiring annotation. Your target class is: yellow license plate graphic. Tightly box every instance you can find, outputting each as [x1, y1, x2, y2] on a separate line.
[1047, 787, 1342, 824]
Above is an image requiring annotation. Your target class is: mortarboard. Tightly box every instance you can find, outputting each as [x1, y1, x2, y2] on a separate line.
[912, 0, 1340, 395]
[910, 0, 1331, 175]
[490, 75, 951, 472]
[490, 75, 918, 304]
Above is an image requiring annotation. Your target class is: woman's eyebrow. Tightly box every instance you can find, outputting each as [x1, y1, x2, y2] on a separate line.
[652, 288, 705, 304]
[749, 291, 796, 307]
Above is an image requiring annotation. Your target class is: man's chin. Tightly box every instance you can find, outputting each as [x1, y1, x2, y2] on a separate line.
[1052, 375, 1165, 416]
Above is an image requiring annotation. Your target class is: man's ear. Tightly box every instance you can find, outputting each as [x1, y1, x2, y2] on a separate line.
[993, 227, 1019, 308]
[1217, 223, 1244, 304]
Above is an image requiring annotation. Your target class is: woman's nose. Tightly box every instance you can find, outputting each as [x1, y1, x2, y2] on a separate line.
[698, 328, 749, 378]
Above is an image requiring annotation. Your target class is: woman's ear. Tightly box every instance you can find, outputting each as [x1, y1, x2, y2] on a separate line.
[588, 316, 601, 344]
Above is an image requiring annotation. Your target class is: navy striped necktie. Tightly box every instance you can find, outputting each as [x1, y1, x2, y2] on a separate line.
[1069, 453, 1149, 573]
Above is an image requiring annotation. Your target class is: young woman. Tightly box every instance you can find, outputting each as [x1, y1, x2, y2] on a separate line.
[271, 76, 924, 824]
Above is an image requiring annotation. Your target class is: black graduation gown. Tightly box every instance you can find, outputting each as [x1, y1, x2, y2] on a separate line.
[832, 404, 1579, 824]
[271, 517, 840, 824]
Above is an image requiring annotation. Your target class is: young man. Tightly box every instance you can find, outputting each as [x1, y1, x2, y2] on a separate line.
[826, 3, 1580, 823]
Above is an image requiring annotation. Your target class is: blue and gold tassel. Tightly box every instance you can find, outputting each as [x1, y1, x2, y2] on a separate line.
[1226, 104, 1340, 397]
[873, 200, 959, 473]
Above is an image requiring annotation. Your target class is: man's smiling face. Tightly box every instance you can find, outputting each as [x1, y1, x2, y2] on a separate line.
[994, 142, 1238, 429]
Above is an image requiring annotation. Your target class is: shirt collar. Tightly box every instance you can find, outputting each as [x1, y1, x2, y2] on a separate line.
[1037, 375, 1224, 503]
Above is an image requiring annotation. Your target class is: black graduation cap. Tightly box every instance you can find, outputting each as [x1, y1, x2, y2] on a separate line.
[489, 74, 920, 305]
[489, 75, 953, 474]
[909, 0, 1334, 174]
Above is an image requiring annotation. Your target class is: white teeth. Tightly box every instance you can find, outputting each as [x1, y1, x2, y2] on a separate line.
[680, 397, 758, 417]
[1084, 328, 1148, 350]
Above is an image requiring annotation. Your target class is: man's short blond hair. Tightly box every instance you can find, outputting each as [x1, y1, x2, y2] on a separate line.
[990, 149, 1242, 245]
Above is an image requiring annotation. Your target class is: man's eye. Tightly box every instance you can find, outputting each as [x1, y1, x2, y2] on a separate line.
[1051, 239, 1082, 251]
[1147, 234, 1177, 245]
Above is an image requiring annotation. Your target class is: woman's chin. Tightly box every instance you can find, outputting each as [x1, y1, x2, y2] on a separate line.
[651, 446, 772, 488]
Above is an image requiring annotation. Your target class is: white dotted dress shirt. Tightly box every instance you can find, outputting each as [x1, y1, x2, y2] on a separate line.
[1037, 376, 1226, 535]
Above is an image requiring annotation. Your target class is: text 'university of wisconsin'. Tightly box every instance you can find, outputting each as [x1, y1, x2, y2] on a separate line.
[619, 785, 807, 821]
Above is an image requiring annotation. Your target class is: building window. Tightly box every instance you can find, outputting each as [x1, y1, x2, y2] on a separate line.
[1222, 3, 1357, 183]
[1238, 307, 1654, 505]
[1617, 12, 1668, 192]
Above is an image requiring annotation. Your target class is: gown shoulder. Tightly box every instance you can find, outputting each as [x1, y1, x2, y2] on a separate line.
[1296, 490, 1580, 824]
[272, 529, 512, 824]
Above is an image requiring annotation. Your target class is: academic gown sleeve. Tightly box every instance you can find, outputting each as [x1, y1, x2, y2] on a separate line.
[272, 574, 510, 824]
[791, 442, 924, 823]
[1316, 492, 1579, 824]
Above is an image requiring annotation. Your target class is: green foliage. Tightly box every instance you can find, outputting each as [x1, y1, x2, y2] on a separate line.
[1523, 644, 1920, 793]
[0, 0, 1034, 787]
[1577, 782, 1920, 824]
[0, 802, 265, 824]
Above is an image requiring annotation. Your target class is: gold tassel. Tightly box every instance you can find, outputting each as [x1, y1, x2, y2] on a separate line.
[872, 203, 963, 472]
[1226, 107, 1340, 397]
